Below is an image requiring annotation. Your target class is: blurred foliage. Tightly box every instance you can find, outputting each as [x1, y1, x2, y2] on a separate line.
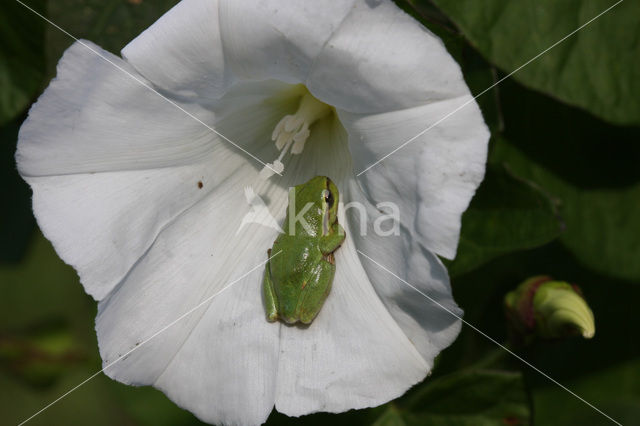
[0, 234, 204, 425]
[373, 369, 530, 426]
[0, 318, 86, 388]
[440, 239, 640, 425]
[493, 80, 640, 282]
[1, 0, 639, 425]
[429, 0, 640, 125]
[45, 0, 178, 78]
[0, 0, 46, 126]
[533, 358, 640, 425]
[446, 165, 562, 277]
[0, 115, 36, 262]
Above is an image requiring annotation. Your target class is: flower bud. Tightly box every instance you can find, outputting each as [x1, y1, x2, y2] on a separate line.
[505, 276, 595, 342]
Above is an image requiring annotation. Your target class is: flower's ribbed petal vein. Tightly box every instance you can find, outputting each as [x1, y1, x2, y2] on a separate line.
[339, 96, 490, 259]
[346, 179, 463, 362]
[97, 170, 282, 426]
[306, 0, 468, 114]
[17, 41, 218, 177]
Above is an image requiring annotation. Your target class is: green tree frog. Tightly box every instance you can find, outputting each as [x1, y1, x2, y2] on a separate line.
[263, 176, 345, 324]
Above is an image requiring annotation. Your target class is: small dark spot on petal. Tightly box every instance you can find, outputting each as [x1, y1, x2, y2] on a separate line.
[197, 181, 203, 189]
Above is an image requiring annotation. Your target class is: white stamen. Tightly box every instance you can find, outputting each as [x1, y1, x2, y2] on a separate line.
[274, 130, 290, 151]
[271, 116, 288, 141]
[258, 91, 331, 180]
[284, 116, 304, 133]
[291, 127, 310, 154]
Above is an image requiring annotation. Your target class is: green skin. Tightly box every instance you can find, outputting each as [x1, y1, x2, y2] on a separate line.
[263, 176, 346, 324]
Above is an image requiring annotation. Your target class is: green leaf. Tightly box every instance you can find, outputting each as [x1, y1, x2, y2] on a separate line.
[492, 80, 640, 281]
[371, 405, 407, 426]
[447, 164, 563, 277]
[495, 139, 640, 282]
[374, 369, 530, 426]
[112, 385, 208, 426]
[0, 0, 46, 125]
[0, 116, 37, 263]
[429, 0, 640, 125]
[532, 358, 640, 425]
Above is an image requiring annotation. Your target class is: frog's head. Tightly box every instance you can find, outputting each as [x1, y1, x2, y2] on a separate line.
[292, 176, 340, 236]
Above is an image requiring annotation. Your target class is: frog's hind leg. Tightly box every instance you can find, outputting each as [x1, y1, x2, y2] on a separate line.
[262, 249, 279, 322]
[296, 260, 336, 324]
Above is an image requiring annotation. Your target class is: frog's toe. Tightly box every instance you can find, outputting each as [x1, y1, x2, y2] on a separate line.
[279, 314, 298, 325]
[296, 306, 321, 324]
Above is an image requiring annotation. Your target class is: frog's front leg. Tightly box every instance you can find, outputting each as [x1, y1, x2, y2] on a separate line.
[262, 250, 279, 322]
[297, 260, 336, 324]
[319, 223, 345, 255]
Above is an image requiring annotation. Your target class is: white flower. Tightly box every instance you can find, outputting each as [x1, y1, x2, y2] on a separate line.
[16, 0, 489, 424]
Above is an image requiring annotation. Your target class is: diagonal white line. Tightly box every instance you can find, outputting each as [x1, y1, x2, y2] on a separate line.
[357, 0, 624, 176]
[356, 249, 622, 426]
[17, 250, 282, 426]
[14, 0, 282, 176]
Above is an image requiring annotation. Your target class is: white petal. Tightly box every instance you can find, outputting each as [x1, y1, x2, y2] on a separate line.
[339, 96, 490, 259]
[24, 86, 286, 300]
[154, 275, 278, 426]
[25, 162, 235, 300]
[274, 220, 429, 416]
[121, 0, 356, 93]
[97, 170, 285, 426]
[18, 39, 295, 300]
[122, 0, 464, 115]
[307, 0, 468, 113]
[217, 0, 355, 84]
[17, 41, 217, 177]
[121, 0, 233, 100]
[345, 179, 463, 362]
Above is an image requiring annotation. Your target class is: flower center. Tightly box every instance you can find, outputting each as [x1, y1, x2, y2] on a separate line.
[259, 90, 332, 179]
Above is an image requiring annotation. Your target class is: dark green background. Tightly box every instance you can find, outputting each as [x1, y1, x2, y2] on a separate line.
[1, 0, 638, 425]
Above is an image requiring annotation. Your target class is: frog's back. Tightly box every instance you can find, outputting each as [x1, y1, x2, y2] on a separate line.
[269, 234, 323, 313]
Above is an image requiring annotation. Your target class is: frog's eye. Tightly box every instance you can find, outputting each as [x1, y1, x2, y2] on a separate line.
[324, 190, 334, 208]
